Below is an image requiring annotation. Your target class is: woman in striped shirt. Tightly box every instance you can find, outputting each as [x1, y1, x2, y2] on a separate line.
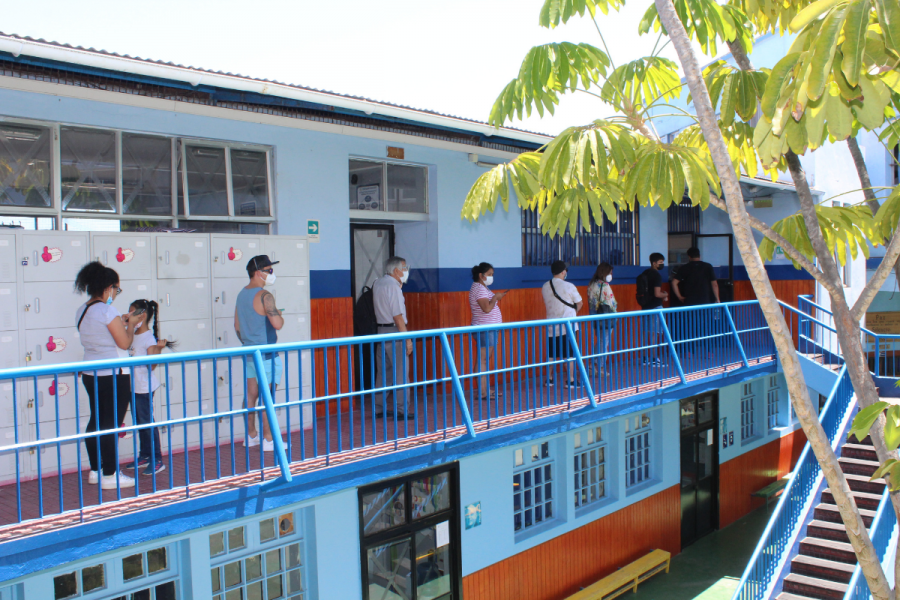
[470, 262, 507, 400]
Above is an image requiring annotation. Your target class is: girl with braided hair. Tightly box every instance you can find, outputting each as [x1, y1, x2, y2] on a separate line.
[123, 299, 176, 476]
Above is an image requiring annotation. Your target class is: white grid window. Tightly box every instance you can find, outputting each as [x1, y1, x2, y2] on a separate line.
[625, 413, 652, 488]
[513, 442, 554, 532]
[767, 376, 780, 430]
[574, 426, 606, 508]
[210, 512, 307, 600]
[51, 545, 177, 600]
[742, 382, 756, 440]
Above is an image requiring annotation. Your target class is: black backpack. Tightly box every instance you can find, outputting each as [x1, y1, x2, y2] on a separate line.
[635, 269, 652, 308]
[354, 285, 378, 336]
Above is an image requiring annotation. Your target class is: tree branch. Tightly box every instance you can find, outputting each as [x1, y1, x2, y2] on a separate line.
[847, 137, 882, 216]
[853, 232, 900, 319]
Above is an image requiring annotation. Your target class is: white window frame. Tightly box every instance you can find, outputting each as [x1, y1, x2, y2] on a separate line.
[624, 412, 652, 489]
[348, 156, 430, 222]
[741, 382, 757, 441]
[767, 376, 780, 431]
[513, 441, 557, 535]
[0, 116, 275, 231]
[573, 425, 607, 510]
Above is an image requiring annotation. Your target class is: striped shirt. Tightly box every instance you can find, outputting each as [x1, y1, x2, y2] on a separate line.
[469, 283, 502, 325]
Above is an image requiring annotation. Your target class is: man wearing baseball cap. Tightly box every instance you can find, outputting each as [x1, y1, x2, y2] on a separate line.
[234, 255, 284, 452]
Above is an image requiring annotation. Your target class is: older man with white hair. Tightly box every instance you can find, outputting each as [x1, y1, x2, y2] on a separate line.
[372, 256, 412, 419]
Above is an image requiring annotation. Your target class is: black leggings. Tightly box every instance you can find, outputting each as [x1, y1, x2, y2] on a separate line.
[82, 373, 132, 476]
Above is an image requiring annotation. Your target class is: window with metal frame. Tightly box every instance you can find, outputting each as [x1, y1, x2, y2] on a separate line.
[513, 441, 556, 532]
[624, 412, 652, 488]
[767, 376, 780, 430]
[0, 117, 273, 233]
[349, 158, 428, 216]
[51, 544, 178, 600]
[521, 206, 639, 267]
[209, 511, 307, 600]
[359, 465, 459, 600]
[741, 382, 756, 440]
[573, 426, 606, 509]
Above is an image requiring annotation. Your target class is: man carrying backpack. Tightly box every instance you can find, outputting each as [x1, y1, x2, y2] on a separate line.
[636, 253, 668, 365]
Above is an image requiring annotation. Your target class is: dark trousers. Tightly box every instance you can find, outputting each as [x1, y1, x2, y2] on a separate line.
[134, 392, 163, 462]
[82, 373, 132, 476]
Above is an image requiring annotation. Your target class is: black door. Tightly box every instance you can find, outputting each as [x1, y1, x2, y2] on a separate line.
[359, 464, 461, 600]
[680, 392, 719, 548]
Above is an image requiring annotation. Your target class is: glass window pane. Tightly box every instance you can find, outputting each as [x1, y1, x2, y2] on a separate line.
[411, 472, 450, 519]
[122, 553, 144, 581]
[53, 572, 78, 600]
[267, 574, 284, 599]
[147, 547, 167, 574]
[362, 484, 406, 535]
[61, 218, 121, 232]
[122, 134, 171, 216]
[0, 215, 54, 229]
[0, 123, 52, 207]
[259, 518, 276, 543]
[210, 532, 226, 557]
[226, 588, 244, 600]
[386, 163, 426, 213]
[286, 543, 301, 568]
[231, 150, 269, 217]
[415, 525, 451, 600]
[349, 159, 384, 211]
[132, 589, 151, 600]
[366, 539, 411, 600]
[185, 145, 228, 216]
[246, 554, 262, 581]
[179, 220, 268, 234]
[155, 581, 177, 600]
[288, 567, 303, 593]
[224, 560, 242, 588]
[266, 549, 282, 575]
[246, 580, 263, 600]
[228, 526, 245, 551]
[60, 127, 117, 213]
[211, 567, 222, 593]
[82, 564, 105, 593]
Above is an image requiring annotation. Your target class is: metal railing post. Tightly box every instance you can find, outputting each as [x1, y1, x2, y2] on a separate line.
[723, 305, 750, 368]
[657, 312, 686, 384]
[439, 332, 477, 441]
[874, 334, 880, 377]
[253, 350, 293, 483]
[565, 321, 598, 408]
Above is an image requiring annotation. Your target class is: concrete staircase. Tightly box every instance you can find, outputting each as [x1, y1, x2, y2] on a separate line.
[777, 436, 885, 600]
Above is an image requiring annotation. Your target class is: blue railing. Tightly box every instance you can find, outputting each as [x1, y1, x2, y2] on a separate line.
[844, 486, 898, 600]
[732, 365, 854, 600]
[0, 300, 772, 528]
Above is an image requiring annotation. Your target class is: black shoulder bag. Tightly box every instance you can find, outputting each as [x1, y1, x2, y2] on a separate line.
[549, 279, 577, 310]
[76, 299, 104, 331]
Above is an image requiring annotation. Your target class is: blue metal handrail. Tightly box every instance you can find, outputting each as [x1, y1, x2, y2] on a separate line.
[844, 486, 898, 599]
[732, 366, 853, 600]
[0, 300, 771, 527]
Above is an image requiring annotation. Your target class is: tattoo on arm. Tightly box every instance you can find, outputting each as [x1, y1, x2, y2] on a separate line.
[261, 291, 280, 317]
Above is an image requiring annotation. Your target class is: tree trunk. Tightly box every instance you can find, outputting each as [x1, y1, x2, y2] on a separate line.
[656, 2, 891, 596]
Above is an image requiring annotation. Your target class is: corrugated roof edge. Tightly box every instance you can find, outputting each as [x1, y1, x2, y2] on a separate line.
[0, 32, 554, 145]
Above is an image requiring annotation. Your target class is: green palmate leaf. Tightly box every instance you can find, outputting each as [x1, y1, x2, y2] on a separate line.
[640, 0, 753, 57]
[884, 405, 900, 451]
[825, 84, 854, 139]
[806, 5, 850, 101]
[539, 0, 625, 29]
[852, 75, 892, 129]
[600, 57, 681, 111]
[461, 152, 542, 221]
[849, 401, 889, 443]
[538, 121, 637, 192]
[762, 53, 802, 119]
[735, 0, 820, 35]
[537, 185, 627, 238]
[789, 0, 842, 32]
[874, 187, 900, 239]
[488, 43, 611, 126]
[841, 0, 871, 86]
[622, 143, 718, 210]
[700, 62, 769, 125]
[873, 0, 900, 54]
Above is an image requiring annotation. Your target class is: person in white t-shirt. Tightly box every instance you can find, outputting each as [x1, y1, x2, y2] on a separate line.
[540, 260, 583, 388]
[74, 262, 142, 490]
[123, 299, 176, 476]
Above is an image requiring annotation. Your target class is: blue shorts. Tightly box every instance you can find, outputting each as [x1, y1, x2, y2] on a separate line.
[246, 355, 283, 386]
[477, 330, 498, 348]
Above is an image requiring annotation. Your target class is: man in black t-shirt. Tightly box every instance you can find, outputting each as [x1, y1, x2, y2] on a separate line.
[639, 253, 668, 365]
[671, 247, 720, 306]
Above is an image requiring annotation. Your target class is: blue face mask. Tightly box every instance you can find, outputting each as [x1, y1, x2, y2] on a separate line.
[106, 295, 114, 306]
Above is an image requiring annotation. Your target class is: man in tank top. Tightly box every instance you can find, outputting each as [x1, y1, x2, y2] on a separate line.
[235, 255, 284, 452]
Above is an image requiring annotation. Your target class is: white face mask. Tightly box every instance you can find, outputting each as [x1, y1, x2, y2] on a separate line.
[605, 274, 613, 283]
[485, 275, 494, 286]
[263, 272, 276, 286]
[400, 269, 409, 284]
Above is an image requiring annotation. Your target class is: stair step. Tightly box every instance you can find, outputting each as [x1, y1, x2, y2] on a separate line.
[847, 434, 873, 445]
[777, 594, 824, 600]
[845, 473, 886, 495]
[841, 443, 877, 461]
[807, 520, 855, 543]
[838, 456, 880, 477]
[791, 555, 857, 583]
[783, 573, 848, 600]
[822, 488, 883, 511]
[799, 537, 857, 564]
[813, 503, 876, 527]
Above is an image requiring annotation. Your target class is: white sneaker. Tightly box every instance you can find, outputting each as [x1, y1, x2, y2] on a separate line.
[262, 438, 274, 452]
[247, 435, 260, 448]
[88, 470, 99, 485]
[101, 472, 135, 490]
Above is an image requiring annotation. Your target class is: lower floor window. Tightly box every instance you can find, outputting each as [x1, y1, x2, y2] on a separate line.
[211, 542, 304, 600]
[625, 413, 651, 487]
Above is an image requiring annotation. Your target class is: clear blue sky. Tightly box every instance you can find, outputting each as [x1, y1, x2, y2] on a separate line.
[2, 0, 698, 136]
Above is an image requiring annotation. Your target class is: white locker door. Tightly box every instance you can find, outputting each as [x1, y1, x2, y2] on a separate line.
[156, 235, 210, 279]
[23, 283, 85, 330]
[0, 235, 17, 282]
[21, 233, 89, 282]
[263, 237, 309, 277]
[0, 283, 17, 332]
[212, 279, 246, 320]
[272, 385, 314, 432]
[278, 313, 311, 343]
[33, 416, 94, 477]
[24, 326, 83, 368]
[211, 236, 262, 279]
[112, 280, 153, 315]
[92, 234, 153, 280]
[213, 317, 249, 404]
[157, 319, 214, 400]
[275, 277, 310, 314]
[0, 331, 28, 480]
[24, 373, 86, 424]
[156, 279, 211, 321]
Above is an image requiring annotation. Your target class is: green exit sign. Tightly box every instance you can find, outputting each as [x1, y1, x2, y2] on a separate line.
[307, 220, 320, 243]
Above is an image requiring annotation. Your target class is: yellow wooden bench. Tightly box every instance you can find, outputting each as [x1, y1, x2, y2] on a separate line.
[566, 549, 671, 600]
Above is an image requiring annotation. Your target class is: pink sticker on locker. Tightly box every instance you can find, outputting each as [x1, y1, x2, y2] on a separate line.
[48, 381, 70, 397]
[41, 246, 63, 263]
[227, 247, 243, 261]
[46, 336, 66, 353]
[115, 248, 135, 263]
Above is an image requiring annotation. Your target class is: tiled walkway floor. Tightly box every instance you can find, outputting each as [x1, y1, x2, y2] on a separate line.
[633, 507, 772, 600]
